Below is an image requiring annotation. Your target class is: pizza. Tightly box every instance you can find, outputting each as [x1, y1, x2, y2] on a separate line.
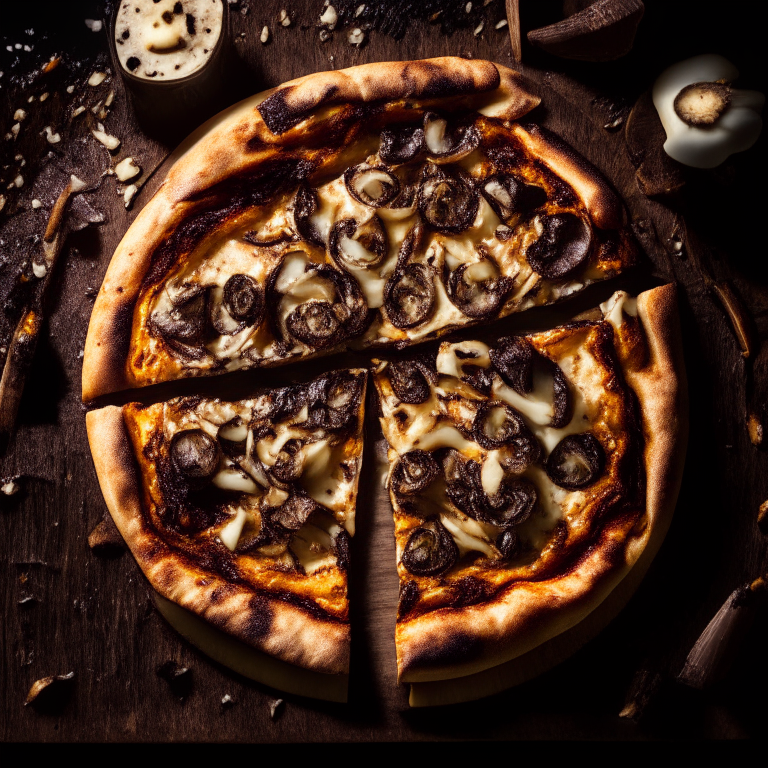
[372, 283, 687, 705]
[85, 368, 366, 695]
[82, 58, 686, 705]
[81, 57, 637, 402]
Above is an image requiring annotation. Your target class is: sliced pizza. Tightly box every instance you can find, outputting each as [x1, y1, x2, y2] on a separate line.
[371, 284, 687, 705]
[86, 369, 367, 699]
[82, 57, 636, 401]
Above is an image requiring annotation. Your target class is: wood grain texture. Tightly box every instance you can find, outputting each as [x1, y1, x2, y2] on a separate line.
[1, 0, 766, 742]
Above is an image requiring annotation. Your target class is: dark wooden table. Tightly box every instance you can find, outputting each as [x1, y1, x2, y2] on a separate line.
[1, 0, 766, 742]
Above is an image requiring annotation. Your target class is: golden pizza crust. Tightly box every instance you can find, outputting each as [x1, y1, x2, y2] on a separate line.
[396, 284, 687, 684]
[86, 405, 351, 676]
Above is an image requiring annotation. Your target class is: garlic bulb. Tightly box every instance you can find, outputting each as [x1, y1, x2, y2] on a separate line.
[652, 54, 764, 169]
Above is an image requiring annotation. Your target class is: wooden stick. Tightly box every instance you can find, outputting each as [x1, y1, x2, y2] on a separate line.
[505, 0, 522, 62]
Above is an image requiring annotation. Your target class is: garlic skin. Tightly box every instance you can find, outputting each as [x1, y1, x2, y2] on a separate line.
[652, 54, 764, 169]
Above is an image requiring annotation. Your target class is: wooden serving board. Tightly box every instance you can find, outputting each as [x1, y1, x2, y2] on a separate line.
[1, 0, 766, 742]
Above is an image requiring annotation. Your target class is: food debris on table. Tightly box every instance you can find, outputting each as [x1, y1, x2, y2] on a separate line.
[24, 672, 75, 711]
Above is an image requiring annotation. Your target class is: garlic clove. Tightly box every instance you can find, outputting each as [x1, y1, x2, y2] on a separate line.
[652, 54, 764, 169]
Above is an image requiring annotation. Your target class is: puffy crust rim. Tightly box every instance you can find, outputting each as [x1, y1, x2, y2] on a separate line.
[85, 405, 350, 676]
[397, 283, 687, 683]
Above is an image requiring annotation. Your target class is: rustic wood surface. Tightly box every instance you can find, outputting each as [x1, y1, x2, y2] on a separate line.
[1, 0, 766, 742]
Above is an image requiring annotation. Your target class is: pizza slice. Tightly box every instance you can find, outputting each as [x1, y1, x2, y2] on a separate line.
[371, 284, 687, 706]
[82, 57, 636, 401]
[86, 368, 367, 700]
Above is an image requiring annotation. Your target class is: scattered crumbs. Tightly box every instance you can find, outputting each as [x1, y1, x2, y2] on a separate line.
[320, 5, 338, 28]
[15, 44, 21, 50]
[115, 157, 141, 182]
[66, 85, 75, 94]
[465, 1, 472, 12]
[85, 19, 103, 32]
[77, 349, 84, 359]
[348, 27, 365, 45]
[43, 126, 61, 144]
[105, 90, 115, 107]
[23, 45, 32, 52]
[474, 20, 484, 36]
[123, 183, 138, 207]
[92, 129, 121, 151]
[13, 174, 23, 188]
[72, 105, 86, 117]
[495, 18, 507, 29]
[13, 109, 26, 121]
[91, 101, 103, 114]
[1, 477, 20, 495]
[31, 199, 42, 209]
[279, 9, 291, 26]
[355, 3, 365, 16]
[319, 29, 330, 42]
[11, 123, 20, 137]
[260, 25, 269, 43]
[88, 71, 107, 87]
[32, 261, 47, 278]
[39, 92, 49, 102]
[268, 698, 284, 720]
[221, 693, 235, 708]
[27, 95, 35, 103]
[0, 195, 5, 212]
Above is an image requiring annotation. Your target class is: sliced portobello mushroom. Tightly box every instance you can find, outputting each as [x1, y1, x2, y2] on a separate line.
[291, 183, 324, 246]
[490, 337, 572, 430]
[481, 175, 548, 221]
[442, 450, 482, 518]
[423, 112, 481, 164]
[209, 274, 264, 335]
[269, 438, 305, 485]
[283, 265, 368, 349]
[383, 263, 436, 329]
[418, 165, 479, 234]
[150, 288, 208, 346]
[344, 164, 400, 208]
[445, 256, 512, 319]
[269, 493, 317, 532]
[388, 359, 434, 404]
[170, 429, 220, 487]
[546, 433, 605, 490]
[525, 213, 592, 279]
[329, 216, 387, 272]
[392, 450, 440, 497]
[379, 125, 425, 165]
[477, 476, 537, 528]
[401, 517, 458, 576]
[473, 402, 541, 470]
[304, 370, 364, 430]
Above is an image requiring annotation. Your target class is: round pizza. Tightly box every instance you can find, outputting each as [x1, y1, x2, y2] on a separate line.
[82, 58, 686, 705]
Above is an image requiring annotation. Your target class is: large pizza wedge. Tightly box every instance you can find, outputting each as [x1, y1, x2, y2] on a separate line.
[372, 284, 687, 705]
[86, 369, 367, 700]
[82, 57, 636, 401]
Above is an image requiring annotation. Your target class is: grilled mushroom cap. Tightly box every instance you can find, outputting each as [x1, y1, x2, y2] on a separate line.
[170, 429, 220, 486]
[329, 216, 387, 272]
[473, 402, 541, 466]
[525, 213, 592, 279]
[344, 164, 400, 208]
[292, 184, 324, 246]
[392, 450, 440, 497]
[418, 166, 479, 233]
[379, 125, 425, 165]
[546, 433, 605, 490]
[445, 257, 512, 319]
[270, 493, 317, 532]
[210, 274, 264, 335]
[423, 112, 481, 163]
[388, 359, 432, 404]
[481, 175, 547, 221]
[150, 289, 208, 345]
[284, 266, 368, 349]
[401, 518, 458, 576]
[383, 263, 436, 329]
[305, 370, 364, 430]
[477, 477, 537, 527]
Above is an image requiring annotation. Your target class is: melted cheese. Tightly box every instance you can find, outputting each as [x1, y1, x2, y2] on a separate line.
[600, 290, 637, 330]
[436, 340, 491, 379]
[219, 507, 248, 551]
[440, 514, 496, 558]
[212, 468, 260, 494]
